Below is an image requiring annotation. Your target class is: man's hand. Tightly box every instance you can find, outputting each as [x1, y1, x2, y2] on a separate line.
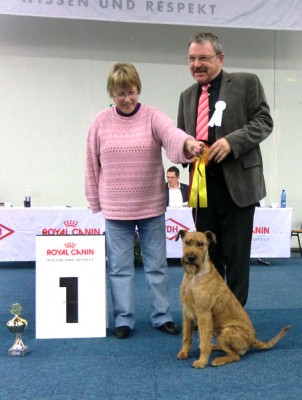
[208, 138, 231, 163]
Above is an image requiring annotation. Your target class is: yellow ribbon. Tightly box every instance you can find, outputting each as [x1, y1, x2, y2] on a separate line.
[188, 157, 207, 208]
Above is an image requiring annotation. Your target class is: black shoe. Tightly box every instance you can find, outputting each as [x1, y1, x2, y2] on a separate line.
[157, 322, 180, 335]
[115, 326, 131, 339]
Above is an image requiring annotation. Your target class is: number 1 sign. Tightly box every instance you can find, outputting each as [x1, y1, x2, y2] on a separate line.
[36, 235, 106, 339]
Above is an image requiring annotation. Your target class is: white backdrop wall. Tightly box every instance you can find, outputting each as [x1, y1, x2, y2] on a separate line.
[0, 15, 301, 229]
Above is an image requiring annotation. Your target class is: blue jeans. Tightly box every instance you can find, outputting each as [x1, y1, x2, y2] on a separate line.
[105, 214, 173, 329]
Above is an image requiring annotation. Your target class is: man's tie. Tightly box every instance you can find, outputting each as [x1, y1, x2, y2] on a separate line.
[196, 83, 211, 141]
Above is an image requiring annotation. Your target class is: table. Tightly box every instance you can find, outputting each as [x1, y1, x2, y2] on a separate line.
[0, 206, 293, 262]
[165, 206, 293, 258]
[0, 207, 105, 262]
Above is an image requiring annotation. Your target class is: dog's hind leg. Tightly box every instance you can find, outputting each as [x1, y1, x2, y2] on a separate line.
[211, 351, 240, 367]
[211, 342, 241, 367]
[211, 328, 244, 367]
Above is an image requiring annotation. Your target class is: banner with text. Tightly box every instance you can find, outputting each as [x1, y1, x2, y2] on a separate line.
[0, 1, 301, 31]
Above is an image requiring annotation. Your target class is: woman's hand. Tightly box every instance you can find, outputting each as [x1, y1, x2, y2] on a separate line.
[185, 139, 205, 157]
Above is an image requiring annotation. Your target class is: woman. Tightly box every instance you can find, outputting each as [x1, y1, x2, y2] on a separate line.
[85, 63, 202, 339]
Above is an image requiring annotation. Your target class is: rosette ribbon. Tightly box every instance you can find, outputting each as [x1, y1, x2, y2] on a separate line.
[208, 100, 226, 127]
[188, 156, 208, 208]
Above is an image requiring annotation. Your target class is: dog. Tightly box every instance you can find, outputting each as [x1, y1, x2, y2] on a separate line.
[175, 230, 290, 368]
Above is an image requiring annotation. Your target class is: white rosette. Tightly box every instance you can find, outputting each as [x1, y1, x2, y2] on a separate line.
[208, 101, 226, 127]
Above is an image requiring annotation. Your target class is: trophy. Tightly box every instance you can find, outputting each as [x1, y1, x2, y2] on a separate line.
[6, 303, 29, 356]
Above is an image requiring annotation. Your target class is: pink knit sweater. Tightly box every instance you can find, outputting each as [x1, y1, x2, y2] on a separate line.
[85, 104, 194, 220]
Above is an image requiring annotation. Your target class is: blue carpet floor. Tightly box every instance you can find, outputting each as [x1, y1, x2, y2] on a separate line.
[0, 255, 301, 400]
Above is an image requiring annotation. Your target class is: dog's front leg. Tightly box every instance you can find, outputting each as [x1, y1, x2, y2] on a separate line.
[177, 311, 193, 360]
[192, 311, 213, 369]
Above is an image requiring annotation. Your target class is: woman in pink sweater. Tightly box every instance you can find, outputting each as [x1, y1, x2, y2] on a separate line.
[85, 63, 202, 339]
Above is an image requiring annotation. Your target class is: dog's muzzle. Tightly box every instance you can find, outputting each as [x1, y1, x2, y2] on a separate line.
[183, 254, 197, 264]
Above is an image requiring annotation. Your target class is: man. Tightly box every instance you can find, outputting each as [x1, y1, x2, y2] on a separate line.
[165, 166, 189, 207]
[177, 32, 273, 306]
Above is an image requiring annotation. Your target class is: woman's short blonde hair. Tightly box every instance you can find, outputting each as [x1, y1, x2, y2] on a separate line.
[107, 63, 141, 97]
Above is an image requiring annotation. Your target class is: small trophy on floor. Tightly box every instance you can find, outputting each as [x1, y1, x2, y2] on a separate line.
[6, 303, 29, 356]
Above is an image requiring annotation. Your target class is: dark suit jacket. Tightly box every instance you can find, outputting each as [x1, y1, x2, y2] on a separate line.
[165, 182, 189, 206]
[177, 70, 273, 207]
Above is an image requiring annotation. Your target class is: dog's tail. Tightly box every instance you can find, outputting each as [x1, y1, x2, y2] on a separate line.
[253, 325, 291, 350]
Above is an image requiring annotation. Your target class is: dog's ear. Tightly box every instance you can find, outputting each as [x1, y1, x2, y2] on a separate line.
[175, 230, 187, 241]
[204, 231, 216, 244]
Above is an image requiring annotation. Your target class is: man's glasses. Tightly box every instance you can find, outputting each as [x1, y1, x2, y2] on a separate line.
[166, 176, 178, 179]
[187, 53, 221, 64]
[112, 92, 138, 100]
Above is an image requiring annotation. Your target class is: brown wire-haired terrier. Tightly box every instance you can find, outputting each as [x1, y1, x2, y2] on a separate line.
[176, 230, 290, 368]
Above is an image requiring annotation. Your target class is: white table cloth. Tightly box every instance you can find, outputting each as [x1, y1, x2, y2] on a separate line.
[0, 206, 293, 261]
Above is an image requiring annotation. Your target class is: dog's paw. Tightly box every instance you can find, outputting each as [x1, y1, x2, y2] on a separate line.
[177, 351, 189, 360]
[211, 358, 224, 367]
[192, 359, 207, 369]
[211, 354, 240, 367]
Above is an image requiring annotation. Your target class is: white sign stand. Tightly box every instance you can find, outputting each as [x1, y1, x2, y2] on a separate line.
[36, 235, 106, 339]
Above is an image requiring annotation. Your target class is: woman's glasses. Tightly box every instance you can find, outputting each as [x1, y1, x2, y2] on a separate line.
[112, 92, 138, 100]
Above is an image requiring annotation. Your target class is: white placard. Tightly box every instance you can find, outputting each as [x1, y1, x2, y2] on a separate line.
[251, 207, 293, 258]
[36, 235, 106, 339]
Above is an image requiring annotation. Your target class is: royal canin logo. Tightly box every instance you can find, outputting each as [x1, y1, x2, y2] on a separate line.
[64, 220, 78, 228]
[253, 226, 270, 234]
[165, 218, 189, 240]
[42, 220, 101, 235]
[0, 224, 15, 240]
[47, 242, 94, 256]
